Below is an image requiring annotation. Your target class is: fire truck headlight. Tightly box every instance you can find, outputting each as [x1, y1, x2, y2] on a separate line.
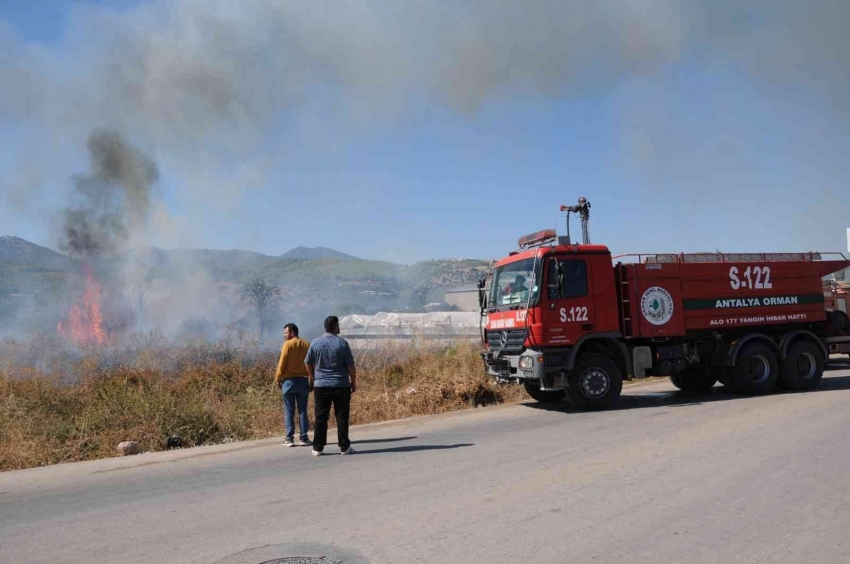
[519, 356, 534, 369]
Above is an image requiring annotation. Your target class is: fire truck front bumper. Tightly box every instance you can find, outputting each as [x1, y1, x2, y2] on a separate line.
[482, 349, 545, 382]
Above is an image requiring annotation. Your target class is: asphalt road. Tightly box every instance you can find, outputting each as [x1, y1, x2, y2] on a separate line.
[3, 366, 850, 564]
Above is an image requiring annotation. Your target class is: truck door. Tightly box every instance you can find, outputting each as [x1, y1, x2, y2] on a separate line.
[543, 256, 595, 346]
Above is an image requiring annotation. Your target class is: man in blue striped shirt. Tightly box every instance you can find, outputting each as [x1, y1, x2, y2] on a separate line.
[305, 315, 357, 456]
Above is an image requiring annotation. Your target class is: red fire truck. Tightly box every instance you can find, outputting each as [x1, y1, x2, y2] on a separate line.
[479, 198, 850, 409]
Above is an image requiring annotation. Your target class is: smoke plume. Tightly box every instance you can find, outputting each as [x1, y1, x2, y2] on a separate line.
[4, 2, 692, 135]
[59, 129, 159, 257]
[2, 1, 850, 343]
[0, 1, 845, 229]
[1, 2, 847, 192]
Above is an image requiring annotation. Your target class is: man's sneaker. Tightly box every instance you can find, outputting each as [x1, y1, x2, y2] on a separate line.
[311, 449, 323, 456]
[341, 446, 356, 455]
[283, 439, 296, 447]
[299, 439, 312, 447]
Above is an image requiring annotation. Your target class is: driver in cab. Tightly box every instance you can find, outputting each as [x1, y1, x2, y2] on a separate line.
[503, 275, 529, 302]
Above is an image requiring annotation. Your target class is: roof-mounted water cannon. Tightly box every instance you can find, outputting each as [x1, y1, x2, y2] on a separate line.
[560, 196, 591, 245]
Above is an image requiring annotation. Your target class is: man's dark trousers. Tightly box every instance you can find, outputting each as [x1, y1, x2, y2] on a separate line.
[312, 387, 351, 452]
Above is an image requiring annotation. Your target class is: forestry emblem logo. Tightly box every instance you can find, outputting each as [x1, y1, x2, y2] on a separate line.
[641, 287, 674, 326]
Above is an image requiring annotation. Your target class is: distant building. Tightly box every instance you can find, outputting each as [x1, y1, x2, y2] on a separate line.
[443, 283, 479, 312]
[361, 290, 395, 297]
[339, 311, 484, 350]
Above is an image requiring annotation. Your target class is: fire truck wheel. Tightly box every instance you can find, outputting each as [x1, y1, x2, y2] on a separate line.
[567, 352, 623, 410]
[728, 342, 779, 394]
[778, 341, 824, 391]
[522, 381, 566, 403]
[670, 367, 717, 393]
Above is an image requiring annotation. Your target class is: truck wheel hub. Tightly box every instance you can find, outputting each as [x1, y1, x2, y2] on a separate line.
[580, 368, 610, 398]
[795, 352, 816, 380]
[747, 354, 772, 384]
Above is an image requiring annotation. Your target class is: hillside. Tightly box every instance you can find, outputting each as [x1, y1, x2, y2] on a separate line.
[114, 247, 277, 283]
[0, 238, 487, 337]
[0, 236, 75, 270]
[401, 259, 490, 288]
[281, 246, 358, 261]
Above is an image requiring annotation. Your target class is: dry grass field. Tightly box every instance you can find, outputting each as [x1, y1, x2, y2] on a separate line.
[0, 338, 528, 471]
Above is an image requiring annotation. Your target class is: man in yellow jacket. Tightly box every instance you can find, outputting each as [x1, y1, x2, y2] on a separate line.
[274, 323, 311, 447]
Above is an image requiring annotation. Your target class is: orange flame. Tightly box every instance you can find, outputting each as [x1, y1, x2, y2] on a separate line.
[58, 265, 105, 347]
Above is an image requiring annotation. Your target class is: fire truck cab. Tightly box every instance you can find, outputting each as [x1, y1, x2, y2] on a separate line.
[481, 233, 628, 408]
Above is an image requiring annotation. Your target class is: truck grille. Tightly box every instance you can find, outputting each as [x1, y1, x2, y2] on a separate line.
[486, 329, 528, 353]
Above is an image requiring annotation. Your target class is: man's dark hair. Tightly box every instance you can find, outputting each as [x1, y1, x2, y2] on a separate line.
[284, 323, 299, 336]
[324, 315, 340, 333]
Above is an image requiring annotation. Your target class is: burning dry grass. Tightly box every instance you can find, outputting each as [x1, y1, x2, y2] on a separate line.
[0, 340, 526, 471]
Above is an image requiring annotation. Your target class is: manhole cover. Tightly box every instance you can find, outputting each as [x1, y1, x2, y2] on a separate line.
[260, 559, 341, 564]
[215, 543, 371, 564]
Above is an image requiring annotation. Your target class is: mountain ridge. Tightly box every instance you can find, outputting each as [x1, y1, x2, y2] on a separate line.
[0, 236, 486, 271]
[0, 235, 488, 336]
[1, 237, 365, 265]
[281, 246, 359, 261]
[0, 236, 75, 270]
[0, 236, 487, 309]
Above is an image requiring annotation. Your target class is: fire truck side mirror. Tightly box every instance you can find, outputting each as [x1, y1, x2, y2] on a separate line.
[477, 274, 488, 309]
[547, 258, 562, 299]
[558, 263, 565, 292]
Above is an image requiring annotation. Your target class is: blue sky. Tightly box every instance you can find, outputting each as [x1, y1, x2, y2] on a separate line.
[1, 1, 849, 264]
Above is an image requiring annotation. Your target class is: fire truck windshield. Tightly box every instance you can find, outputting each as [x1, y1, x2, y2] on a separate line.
[489, 258, 540, 308]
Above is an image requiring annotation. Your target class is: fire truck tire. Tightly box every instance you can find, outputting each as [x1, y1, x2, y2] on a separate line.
[522, 381, 566, 403]
[670, 368, 717, 393]
[778, 341, 824, 391]
[727, 342, 779, 394]
[567, 353, 623, 410]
